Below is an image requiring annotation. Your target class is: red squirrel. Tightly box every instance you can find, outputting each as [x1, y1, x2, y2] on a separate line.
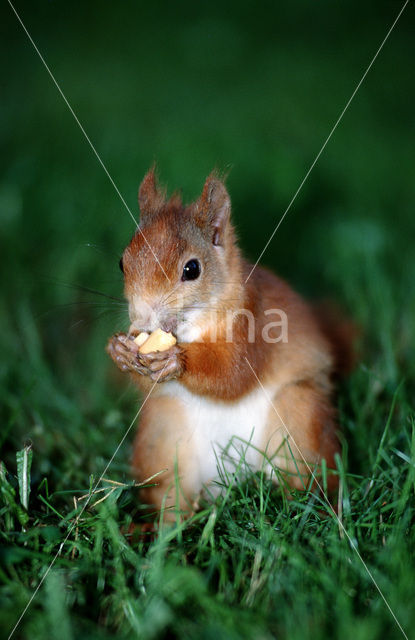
[107, 169, 347, 519]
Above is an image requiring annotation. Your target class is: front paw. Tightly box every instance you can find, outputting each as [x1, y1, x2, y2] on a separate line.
[138, 344, 184, 383]
[106, 333, 148, 375]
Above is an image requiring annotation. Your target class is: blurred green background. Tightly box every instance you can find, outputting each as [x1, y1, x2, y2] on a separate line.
[1, 0, 414, 464]
[1, 2, 415, 638]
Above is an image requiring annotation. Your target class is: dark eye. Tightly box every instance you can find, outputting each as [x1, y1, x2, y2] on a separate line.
[119, 258, 124, 273]
[182, 259, 201, 281]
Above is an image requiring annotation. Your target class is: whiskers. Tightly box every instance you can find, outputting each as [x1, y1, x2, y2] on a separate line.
[159, 281, 183, 307]
[68, 306, 129, 333]
[52, 279, 125, 304]
[41, 278, 128, 334]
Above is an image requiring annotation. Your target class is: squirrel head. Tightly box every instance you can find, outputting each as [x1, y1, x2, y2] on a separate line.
[121, 169, 243, 341]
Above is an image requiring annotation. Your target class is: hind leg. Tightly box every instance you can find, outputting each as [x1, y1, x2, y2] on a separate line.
[132, 395, 201, 522]
[260, 380, 339, 492]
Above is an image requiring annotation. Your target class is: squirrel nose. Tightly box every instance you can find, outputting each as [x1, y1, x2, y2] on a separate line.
[160, 317, 177, 334]
[129, 298, 159, 332]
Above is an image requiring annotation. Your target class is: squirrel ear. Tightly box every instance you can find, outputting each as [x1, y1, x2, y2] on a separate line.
[196, 174, 231, 246]
[138, 167, 165, 219]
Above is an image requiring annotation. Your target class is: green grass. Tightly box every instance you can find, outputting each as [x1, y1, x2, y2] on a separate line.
[1, 394, 415, 640]
[1, 1, 415, 639]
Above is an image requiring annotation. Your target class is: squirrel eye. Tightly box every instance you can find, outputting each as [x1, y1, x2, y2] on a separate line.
[182, 259, 201, 281]
[119, 258, 124, 274]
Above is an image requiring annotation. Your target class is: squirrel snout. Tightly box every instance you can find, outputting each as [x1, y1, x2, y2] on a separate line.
[159, 317, 178, 334]
[129, 297, 178, 336]
[129, 298, 158, 333]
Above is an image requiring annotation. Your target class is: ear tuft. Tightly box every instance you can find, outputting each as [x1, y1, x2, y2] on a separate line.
[196, 173, 231, 246]
[138, 167, 166, 219]
[166, 190, 183, 211]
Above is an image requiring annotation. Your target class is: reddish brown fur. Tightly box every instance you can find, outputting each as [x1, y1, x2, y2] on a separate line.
[107, 169, 350, 519]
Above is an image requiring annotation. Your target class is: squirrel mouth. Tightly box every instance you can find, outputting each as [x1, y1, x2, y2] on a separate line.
[128, 319, 178, 336]
[159, 318, 178, 334]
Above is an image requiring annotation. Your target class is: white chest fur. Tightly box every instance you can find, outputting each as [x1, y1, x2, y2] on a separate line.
[159, 381, 274, 492]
